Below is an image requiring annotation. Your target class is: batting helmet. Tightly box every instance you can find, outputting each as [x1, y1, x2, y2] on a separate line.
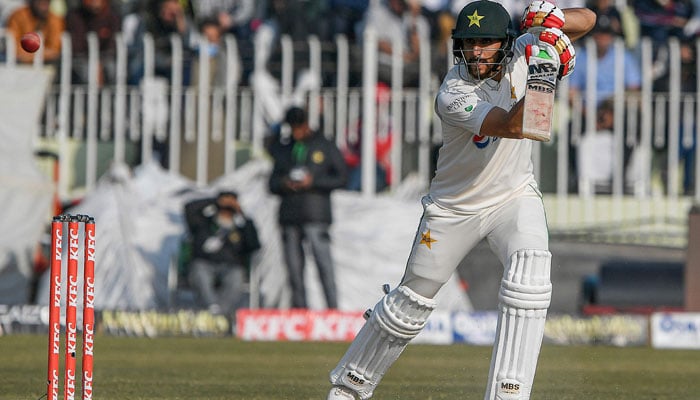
[451, 1, 517, 79]
[452, 0, 516, 40]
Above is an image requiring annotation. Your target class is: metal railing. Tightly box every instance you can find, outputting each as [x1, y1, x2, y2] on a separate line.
[2, 28, 698, 247]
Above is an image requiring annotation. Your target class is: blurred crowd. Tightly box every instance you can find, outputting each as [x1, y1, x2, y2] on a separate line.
[1, 0, 699, 195]
[0, 0, 696, 88]
[568, 0, 699, 195]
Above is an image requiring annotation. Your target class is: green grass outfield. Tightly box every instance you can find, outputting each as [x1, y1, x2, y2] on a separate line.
[3, 334, 700, 399]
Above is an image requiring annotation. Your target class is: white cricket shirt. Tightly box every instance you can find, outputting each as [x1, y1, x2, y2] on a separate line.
[431, 34, 541, 213]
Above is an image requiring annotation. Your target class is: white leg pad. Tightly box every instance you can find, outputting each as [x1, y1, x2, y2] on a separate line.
[485, 249, 552, 400]
[329, 285, 436, 399]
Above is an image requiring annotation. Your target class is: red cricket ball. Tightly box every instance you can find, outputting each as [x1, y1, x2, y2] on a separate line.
[21, 32, 41, 53]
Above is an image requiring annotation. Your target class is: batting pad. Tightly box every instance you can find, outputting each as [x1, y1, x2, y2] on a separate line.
[329, 286, 436, 399]
[485, 249, 552, 400]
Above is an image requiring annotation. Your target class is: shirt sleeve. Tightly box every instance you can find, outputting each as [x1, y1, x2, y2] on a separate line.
[435, 89, 493, 136]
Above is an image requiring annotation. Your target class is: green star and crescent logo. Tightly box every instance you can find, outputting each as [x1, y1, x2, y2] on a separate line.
[467, 10, 485, 27]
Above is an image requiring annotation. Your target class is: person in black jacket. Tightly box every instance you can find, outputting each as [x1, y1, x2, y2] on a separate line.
[268, 106, 348, 309]
[184, 190, 260, 315]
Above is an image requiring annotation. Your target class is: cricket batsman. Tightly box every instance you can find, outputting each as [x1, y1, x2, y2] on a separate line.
[327, 1, 596, 399]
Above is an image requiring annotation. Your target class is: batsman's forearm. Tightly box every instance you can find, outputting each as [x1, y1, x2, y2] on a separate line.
[481, 98, 526, 139]
[562, 8, 597, 42]
[505, 99, 526, 139]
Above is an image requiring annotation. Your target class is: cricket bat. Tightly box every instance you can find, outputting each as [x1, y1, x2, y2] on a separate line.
[522, 49, 559, 142]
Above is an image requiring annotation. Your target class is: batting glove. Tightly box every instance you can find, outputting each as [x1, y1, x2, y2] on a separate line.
[537, 27, 576, 79]
[521, 1, 565, 33]
[524, 42, 559, 64]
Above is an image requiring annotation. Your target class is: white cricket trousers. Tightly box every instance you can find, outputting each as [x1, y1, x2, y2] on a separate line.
[401, 186, 549, 298]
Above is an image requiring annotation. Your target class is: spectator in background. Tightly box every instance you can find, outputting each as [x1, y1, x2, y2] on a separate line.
[654, 34, 698, 92]
[268, 106, 348, 309]
[633, 0, 694, 44]
[121, 0, 195, 168]
[342, 82, 393, 192]
[587, 0, 640, 48]
[327, 0, 369, 43]
[5, 0, 64, 65]
[191, 17, 227, 86]
[569, 14, 641, 193]
[263, 0, 329, 42]
[65, 0, 121, 85]
[633, 0, 694, 81]
[418, 0, 450, 38]
[569, 13, 641, 108]
[123, 0, 195, 85]
[686, 0, 700, 36]
[359, 0, 429, 86]
[180, 18, 229, 182]
[576, 98, 617, 194]
[257, 0, 332, 95]
[190, 0, 256, 40]
[121, 1, 144, 84]
[189, 0, 260, 86]
[651, 34, 698, 195]
[184, 190, 261, 316]
[587, 0, 624, 35]
[417, 0, 454, 78]
[343, 132, 392, 192]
